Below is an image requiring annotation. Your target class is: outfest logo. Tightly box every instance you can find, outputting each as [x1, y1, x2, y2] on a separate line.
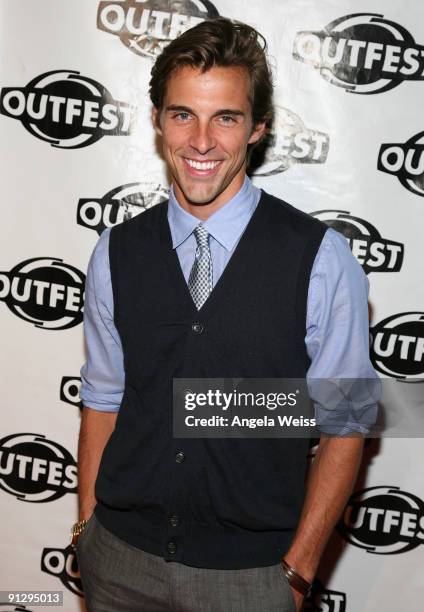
[97, 0, 219, 59]
[370, 312, 424, 379]
[77, 182, 169, 235]
[41, 545, 83, 597]
[311, 210, 404, 275]
[304, 579, 346, 612]
[60, 377, 82, 409]
[252, 106, 329, 176]
[0, 70, 135, 148]
[340, 486, 424, 554]
[378, 132, 424, 197]
[293, 13, 424, 94]
[0, 434, 77, 503]
[0, 258, 85, 330]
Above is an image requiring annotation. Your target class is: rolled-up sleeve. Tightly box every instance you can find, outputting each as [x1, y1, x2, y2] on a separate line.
[305, 227, 381, 435]
[80, 228, 124, 412]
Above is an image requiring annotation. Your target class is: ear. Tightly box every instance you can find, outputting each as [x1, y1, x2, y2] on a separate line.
[248, 121, 267, 145]
[151, 107, 162, 136]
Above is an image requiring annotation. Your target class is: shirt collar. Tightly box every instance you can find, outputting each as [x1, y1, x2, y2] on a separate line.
[167, 176, 261, 252]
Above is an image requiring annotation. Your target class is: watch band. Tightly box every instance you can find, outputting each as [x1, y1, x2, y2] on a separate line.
[71, 519, 88, 547]
[281, 558, 312, 597]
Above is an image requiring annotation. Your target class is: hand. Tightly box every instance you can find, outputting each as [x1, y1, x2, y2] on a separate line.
[281, 557, 310, 611]
[290, 587, 304, 611]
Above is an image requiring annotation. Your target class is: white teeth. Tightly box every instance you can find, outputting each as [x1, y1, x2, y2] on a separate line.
[186, 159, 220, 170]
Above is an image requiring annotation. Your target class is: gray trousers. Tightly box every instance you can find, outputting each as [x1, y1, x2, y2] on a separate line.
[76, 514, 296, 612]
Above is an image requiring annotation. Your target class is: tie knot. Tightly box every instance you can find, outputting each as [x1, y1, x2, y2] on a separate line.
[193, 224, 209, 249]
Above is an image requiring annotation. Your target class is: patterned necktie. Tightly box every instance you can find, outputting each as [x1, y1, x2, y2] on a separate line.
[188, 224, 213, 309]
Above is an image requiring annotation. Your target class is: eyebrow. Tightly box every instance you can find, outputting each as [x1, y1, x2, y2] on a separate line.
[165, 105, 245, 118]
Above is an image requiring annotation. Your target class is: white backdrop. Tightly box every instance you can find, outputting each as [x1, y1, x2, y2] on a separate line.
[1, 1, 423, 611]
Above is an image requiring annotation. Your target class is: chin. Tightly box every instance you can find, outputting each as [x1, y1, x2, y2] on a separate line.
[183, 186, 221, 205]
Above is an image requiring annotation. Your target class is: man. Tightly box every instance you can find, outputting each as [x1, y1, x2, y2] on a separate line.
[74, 17, 379, 612]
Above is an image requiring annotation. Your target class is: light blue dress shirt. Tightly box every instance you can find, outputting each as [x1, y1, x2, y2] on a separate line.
[80, 176, 379, 433]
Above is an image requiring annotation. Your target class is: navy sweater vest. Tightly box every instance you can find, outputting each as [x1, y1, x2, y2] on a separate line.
[94, 189, 327, 569]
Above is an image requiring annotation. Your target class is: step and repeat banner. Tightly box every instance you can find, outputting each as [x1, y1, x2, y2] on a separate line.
[1, 1, 423, 610]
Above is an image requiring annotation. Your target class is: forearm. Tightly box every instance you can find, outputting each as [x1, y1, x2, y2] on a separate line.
[284, 434, 364, 582]
[77, 406, 118, 520]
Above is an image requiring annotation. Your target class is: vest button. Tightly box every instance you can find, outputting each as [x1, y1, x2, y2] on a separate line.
[169, 514, 179, 527]
[191, 322, 204, 334]
[175, 451, 185, 463]
[167, 541, 177, 554]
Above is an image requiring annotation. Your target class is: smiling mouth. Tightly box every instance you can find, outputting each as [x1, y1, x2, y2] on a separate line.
[183, 158, 222, 173]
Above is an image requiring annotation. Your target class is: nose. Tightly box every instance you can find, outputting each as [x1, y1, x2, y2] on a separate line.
[189, 121, 216, 155]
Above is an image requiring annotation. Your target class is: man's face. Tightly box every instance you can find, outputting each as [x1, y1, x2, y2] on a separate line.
[152, 65, 266, 213]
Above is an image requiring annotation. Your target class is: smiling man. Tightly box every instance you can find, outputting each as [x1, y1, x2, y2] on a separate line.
[74, 17, 379, 612]
[151, 63, 266, 216]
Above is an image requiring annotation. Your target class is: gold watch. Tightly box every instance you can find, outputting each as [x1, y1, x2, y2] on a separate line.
[71, 519, 88, 547]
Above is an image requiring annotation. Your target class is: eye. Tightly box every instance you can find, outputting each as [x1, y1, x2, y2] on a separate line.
[219, 115, 236, 124]
[173, 111, 191, 121]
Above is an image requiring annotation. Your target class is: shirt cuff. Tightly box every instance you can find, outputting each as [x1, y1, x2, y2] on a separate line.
[79, 389, 121, 412]
[315, 402, 379, 436]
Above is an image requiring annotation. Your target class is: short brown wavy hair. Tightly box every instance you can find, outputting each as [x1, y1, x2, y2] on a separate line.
[149, 17, 274, 132]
